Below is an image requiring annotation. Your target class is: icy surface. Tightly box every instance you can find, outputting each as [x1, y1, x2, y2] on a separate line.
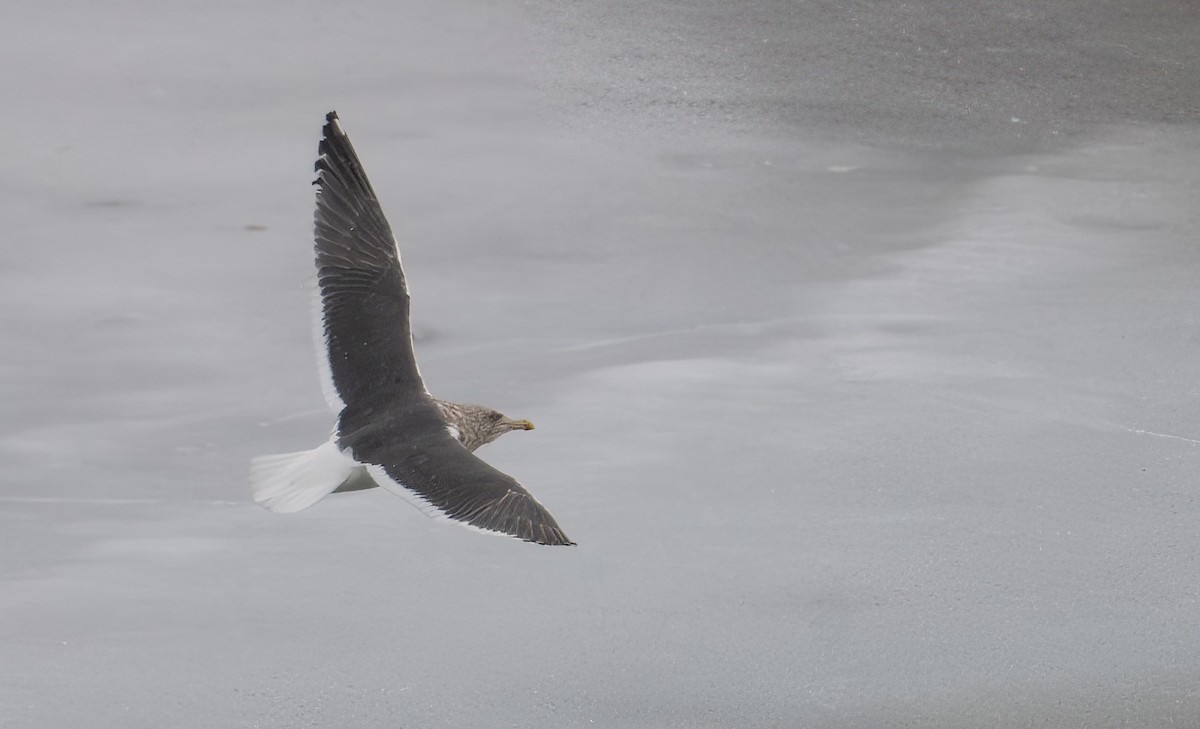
[2, 1, 1199, 727]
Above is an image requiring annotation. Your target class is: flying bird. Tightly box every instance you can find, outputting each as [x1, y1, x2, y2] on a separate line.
[250, 111, 573, 546]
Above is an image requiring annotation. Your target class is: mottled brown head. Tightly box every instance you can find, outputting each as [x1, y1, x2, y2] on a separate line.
[434, 399, 534, 452]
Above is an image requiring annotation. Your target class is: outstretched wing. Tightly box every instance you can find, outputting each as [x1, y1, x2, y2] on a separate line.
[314, 112, 573, 546]
[313, 111, 425, 413]
[343, 403, 575, 546]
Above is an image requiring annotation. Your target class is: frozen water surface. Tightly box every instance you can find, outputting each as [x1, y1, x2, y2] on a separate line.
[3, 1, 1199, 727]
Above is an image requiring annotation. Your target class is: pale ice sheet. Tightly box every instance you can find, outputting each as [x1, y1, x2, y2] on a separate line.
[2, 2, 1200, 728]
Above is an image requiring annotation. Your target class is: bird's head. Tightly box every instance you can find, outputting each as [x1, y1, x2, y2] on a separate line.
[467, 407, 534, 450]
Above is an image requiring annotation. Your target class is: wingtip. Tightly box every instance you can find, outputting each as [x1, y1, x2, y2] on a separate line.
[321, 110, 343, 140]
[531, 535, 576, 547]
[315, 111, 346, 182]
[546, 527, 577, 546]
[528, 523, 576, 547]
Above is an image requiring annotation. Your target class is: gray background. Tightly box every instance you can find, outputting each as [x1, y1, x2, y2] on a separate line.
[3, 0, 1199, 726]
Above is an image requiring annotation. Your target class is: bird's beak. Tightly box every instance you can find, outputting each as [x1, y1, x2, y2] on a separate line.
[508, 419, 535, 431]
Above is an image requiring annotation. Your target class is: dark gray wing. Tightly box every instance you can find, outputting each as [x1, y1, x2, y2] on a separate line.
[342, 402, 575, 546]
[314, 111, 425, 410]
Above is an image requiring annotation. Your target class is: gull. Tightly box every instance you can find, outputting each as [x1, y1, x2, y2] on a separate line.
[250, 112, 573, 546]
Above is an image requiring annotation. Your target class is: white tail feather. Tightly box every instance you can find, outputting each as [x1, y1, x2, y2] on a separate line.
[250, 439, 358, 513]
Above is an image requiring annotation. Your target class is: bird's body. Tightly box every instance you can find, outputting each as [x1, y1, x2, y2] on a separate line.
[250, 112, 572, 546]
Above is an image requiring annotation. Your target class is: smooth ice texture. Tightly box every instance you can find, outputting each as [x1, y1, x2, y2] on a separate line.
[2, 1, 1199, 727]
